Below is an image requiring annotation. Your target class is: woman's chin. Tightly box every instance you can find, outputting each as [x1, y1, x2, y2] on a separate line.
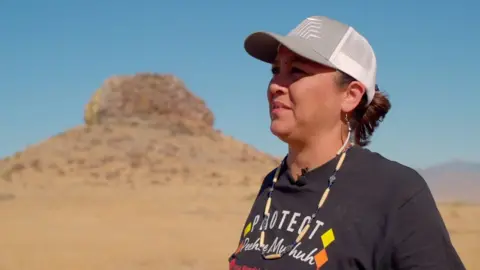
[270, 121, 293, 141]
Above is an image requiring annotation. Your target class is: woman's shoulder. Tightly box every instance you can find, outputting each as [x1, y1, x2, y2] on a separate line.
[348, 146, 431, 205]
[353, 147, 423, 179]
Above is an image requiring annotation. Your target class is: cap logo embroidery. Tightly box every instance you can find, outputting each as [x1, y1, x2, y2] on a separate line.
[289, 17, 323, 40]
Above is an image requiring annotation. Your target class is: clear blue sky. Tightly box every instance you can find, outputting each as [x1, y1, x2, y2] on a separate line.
[1, 0, 478, 169]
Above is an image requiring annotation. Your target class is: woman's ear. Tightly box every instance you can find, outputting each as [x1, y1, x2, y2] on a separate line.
[341, 81, 366, 113]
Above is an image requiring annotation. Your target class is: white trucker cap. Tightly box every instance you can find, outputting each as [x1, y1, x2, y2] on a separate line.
[244, 16, 377, 106]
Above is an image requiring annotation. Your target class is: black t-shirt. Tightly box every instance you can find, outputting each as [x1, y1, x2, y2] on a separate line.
[229, 146, 466, 270]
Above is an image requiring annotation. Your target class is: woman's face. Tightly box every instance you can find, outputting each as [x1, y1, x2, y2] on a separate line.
[267, 46, 346, 144]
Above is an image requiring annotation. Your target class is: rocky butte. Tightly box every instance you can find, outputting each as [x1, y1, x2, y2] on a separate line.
[0, 73, 280, 188]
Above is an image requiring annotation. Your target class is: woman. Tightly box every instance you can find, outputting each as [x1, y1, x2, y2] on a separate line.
[229, 16, 465, 270]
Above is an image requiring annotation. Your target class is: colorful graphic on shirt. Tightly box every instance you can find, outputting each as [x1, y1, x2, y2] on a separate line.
[244, 222, 252, 237]
[314, 228, 335, 269]
[233, 209, 336, 269]
[229, 258, 261, 270]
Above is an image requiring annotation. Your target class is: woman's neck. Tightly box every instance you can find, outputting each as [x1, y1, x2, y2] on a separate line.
[287, 131, 350, 181]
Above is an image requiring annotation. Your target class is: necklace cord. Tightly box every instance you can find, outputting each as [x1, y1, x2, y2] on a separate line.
[259, 145, 352, 260]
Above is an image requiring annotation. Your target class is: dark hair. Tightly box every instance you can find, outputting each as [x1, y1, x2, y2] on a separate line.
[336, 71, 391, 146]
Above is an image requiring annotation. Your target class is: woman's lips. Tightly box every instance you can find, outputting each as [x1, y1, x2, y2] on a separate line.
[271, 100, 291, 114]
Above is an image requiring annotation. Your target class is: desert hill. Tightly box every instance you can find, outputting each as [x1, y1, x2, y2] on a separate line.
[0, 73, 280, 189]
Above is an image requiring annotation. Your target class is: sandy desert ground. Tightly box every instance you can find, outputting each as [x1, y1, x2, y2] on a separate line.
[0, 184, 478, 270]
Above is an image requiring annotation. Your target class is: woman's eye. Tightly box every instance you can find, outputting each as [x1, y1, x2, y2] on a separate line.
[291, 67, 307, 75]
[271, 66, 280, 75]
[270, 66, 307, 76]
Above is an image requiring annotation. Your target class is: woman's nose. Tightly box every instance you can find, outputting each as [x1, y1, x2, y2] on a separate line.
[268, 82, 287, 98]
[269, 74, 290, 98]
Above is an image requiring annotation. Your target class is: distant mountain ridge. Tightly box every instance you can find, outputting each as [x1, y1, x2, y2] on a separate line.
[417, 160, 480, 203]
[419, 160, 480, 175]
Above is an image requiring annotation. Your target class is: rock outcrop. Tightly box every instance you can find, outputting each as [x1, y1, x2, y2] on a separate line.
[84, 73, 215, 135]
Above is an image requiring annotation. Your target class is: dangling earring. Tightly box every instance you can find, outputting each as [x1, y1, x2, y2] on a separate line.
[337, 114, 352, 155]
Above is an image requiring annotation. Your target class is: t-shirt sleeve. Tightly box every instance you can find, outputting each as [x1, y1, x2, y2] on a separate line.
[390, 177, 466, 270]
